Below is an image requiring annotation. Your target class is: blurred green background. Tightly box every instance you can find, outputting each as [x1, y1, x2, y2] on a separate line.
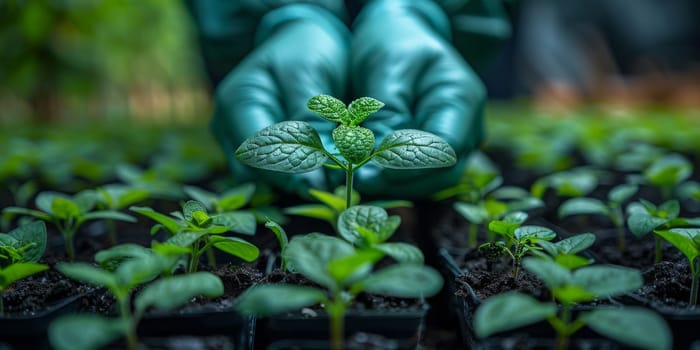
[0, 0, 209, 123]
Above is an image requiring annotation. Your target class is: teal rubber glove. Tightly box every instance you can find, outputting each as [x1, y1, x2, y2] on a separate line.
[210, 4, 350, 196]
[351, 0, 486, 198]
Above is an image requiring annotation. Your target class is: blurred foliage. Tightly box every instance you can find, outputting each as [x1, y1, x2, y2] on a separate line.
[0, 0, 208, 121]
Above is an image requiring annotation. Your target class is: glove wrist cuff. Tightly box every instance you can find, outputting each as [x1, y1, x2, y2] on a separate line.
[354, 0, 452, 41]
[255, 4, 350, 46]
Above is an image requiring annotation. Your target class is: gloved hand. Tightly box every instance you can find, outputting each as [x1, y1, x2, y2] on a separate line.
[351, 0, 486, 198]
[210, 4, 350, 196]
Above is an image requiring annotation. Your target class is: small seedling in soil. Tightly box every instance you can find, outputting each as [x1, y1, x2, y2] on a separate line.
[558, 184, 637, 251]
[0, 221, 48, 315]
[235, 94, 457, 209]
[3, 190, 136, 259]
[285, 186, 411, 230]
[131, 200, 258, 272]
[480, 215, 555, 279]
[96, 184, 150, 245]
[453, 188, 543, 247]
[432, 150, 501, 203]
[338, 205, 423, 264]
[51, 254, 223, 350]
[643, 153, 693, 201]
[653, 228, 700, 306]
[535, 233, 596, 270]
[235, 233, 442, 350]
[185, 182, 288, 224]
[475, 258, 671, 350]
[264, 220, 289, 271]
[531, 167, 600, 199]
[626, 199, 700, 263]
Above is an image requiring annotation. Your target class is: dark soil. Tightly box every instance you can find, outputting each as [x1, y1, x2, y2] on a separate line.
[588, 230, 684, 268]
[454, 249, 549, 302]
[636, 260, 693, 309]
[2, 268, 92, 316]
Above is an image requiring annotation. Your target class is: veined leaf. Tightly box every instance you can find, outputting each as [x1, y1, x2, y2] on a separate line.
[235, 121, 328, 173]
[236, 284, 326, 316]
[307, 94, 347, 122]
[135, 272, 224, 313]
[474, 292, 556, 338]
[373, 130, 456, 169]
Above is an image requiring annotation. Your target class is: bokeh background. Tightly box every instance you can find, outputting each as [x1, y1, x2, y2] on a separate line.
[1, 0, 699, 124]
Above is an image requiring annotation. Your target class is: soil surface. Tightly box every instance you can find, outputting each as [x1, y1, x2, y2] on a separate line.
[2, 268, 93, 316]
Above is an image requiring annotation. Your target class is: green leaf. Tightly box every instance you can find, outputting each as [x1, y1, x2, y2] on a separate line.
[151, 241, 191, 256]
[608, 184, 638, 203]
[73, 190, 97, 213]
[183, 186, 217, 211]
[374, 243, 424, 264]
[346, 97, 384, 125]
[36, 191, 62, 215]
[218, 183, 256, 211]
[658, 200, 680, 219]
[376, 215, 401, 242]
[655, 229, 700, 264]
[338, 206, 389, 245]
[0, 262, 48, 290]
[51, 197, 81, 220]
[284, 234, 354, 289]
[474, 292, 556, 338]
[235, 121, 328, 173]
[573, 265, 643, 297]
[94, 244, 152, 266]
[365, 199, 413, 210]
[553, 285, 596, 304]
[8, 221, 46, 262]
[183, 200, 209, 221]
[308, 188, 346, 213]
[555, 254, 592, 270]
[81, 210, 137, 223]
[1, 207, 51, 221]
[49, 314, 127, 350]
[212, 212, 257, 235]
[327, 250, 383, 285]
[373, 130, 457, 169]
[360, 264, 443, 298]
[284, 204, 336, 223]
[236, 284, 326, 316]
[627, 213, 668, 238]
[130, 206, 182, 235]
[115, 255, 161, 287]
[332, 125, 375, 164]
[558, 198, 609, 219]
[454, 202, 488, 224]
[211, 236, 260, 262]
[56, 263, 117, 290]
[584, 308, 671, 350]
[306, 94, 347, 122]
[167, 231, 207, 248]
[514, 226, 556, 242]
[522, 258, 570, 289]
[265, 220, 288, 252]
[135, 272, 224, 313]
[554, 233, 596, 255]
[644, 153, 692, 188]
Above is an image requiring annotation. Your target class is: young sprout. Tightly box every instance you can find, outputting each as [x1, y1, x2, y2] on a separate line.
[131, 200, 259, 272]
[453, 187, 543, 247]
[654, 228, 700, 306]
[338, 205, 423, 264]
[235, 94, 456, 210]
[558, 184, 637, 251]
[235, 234, 442, 350]
[0, 221, 48, 315]
[96, 184, 150, 245]
[51, 253, 223, 350]
[475, 258, 671, 350]
[535, 233, 596, 270]
[531, 167, 600, 199]
[643, 153, 693, 201]
[480, 215, 556, 279]
[284, 186, 411, 230]
[3, 190, 136, 259]
[626, 199, 700, 263]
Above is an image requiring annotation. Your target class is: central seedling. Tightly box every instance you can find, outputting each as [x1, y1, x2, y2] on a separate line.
[235, 94, 457, 208]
